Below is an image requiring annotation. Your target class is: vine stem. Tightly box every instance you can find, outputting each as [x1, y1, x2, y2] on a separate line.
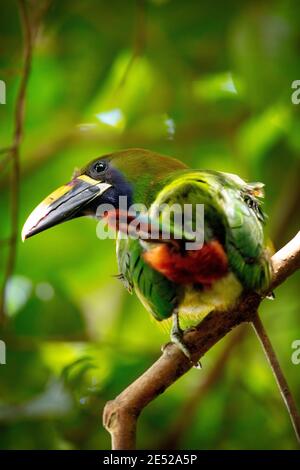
[252, 312, 300, 443]
[0, 0, 32, 324]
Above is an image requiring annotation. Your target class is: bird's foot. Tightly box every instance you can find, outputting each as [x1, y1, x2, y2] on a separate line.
[170, 311, 202, 369]
[161, 337, 202, 369]
[171, 328, 192, 359]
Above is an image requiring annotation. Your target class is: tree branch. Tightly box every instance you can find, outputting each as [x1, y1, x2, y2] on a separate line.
[117, 0, 146, 91]
[0, 0, 33, 324]
[252, 312, 300, 443]
[0, 0, 52, 324]
[103, 231, 300, 449]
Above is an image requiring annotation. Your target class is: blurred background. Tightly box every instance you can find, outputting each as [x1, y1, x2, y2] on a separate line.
[0, 0, 300, 450]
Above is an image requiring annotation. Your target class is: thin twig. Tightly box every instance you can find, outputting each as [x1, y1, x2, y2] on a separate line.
[117, 0, 146, 90]
[0, 0, 33, 324]
[103, 231, 300, 449]
[0, 1, 52, 323]
[252, 312, 300, 443]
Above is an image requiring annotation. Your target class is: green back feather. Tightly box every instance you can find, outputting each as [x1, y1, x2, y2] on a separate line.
[149, 170, 272, 291]
[117, 166, 272, 321]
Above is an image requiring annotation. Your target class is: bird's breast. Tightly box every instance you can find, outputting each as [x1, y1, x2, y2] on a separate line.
[143, 240, 228, 286]
[176, 272, 243, 328]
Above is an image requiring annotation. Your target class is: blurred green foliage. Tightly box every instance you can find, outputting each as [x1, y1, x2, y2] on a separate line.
[0, 0, 300, 450]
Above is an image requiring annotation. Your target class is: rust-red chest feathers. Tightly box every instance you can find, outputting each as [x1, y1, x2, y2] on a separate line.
[143, 240, 228, 286]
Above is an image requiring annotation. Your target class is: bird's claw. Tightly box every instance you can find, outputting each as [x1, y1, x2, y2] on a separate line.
[170, 330, 202, 369]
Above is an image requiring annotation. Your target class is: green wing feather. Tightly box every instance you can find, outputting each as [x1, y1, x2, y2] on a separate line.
[116, 169, 271, 322]
[117, 235, 177, 320]
[144, 170, 272, 291]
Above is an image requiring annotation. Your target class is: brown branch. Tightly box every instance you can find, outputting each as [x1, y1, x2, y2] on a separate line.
[269, 232, 300, 291]
[252, 312, 300, 442]
[0, 1, 52, 324]
[0, 0, 33, 324]
[103, 231, 300, 449]
[117, 0, 146, 91]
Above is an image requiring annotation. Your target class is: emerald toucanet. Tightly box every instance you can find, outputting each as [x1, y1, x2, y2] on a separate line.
[22, 149, 272, 361]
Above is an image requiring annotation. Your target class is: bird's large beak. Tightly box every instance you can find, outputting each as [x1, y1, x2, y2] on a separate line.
[21, 175, 112, 241]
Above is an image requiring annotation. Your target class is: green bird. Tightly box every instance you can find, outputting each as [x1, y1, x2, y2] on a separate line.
[22, 149, 272, 361]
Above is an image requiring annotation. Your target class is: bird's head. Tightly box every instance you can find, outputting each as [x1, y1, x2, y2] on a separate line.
[22, 148, 187, 241]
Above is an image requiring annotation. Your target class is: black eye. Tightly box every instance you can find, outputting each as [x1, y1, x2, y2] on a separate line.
[93, 161, 107, 173]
